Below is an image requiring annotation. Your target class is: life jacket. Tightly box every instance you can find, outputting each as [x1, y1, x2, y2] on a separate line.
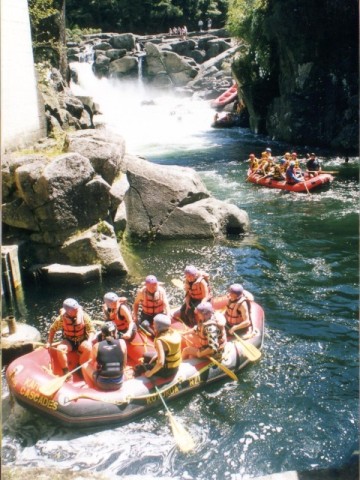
[225, 296, 251, 326]
[96, 338, 124, 378]
[61, 308, 86, 343]
[273, 165, 283, 178]
[186, 272, 210, 300]
[250, 158, 259, 171]
[156, 329, 182, 369]
[198, 314, 226, 351]
[141, 286, 166, 316]
[113, 297, 132, 333]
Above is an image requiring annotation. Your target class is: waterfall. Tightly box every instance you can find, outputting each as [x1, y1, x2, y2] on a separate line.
[70, 60, 214, 156]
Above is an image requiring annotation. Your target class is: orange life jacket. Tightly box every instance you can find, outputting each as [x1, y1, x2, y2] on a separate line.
[225, 296, 250, 326]
[62, 310, 86, 343]
[186, 273, 210, 300]
[113, 298, 132, 332]
[142, 287, 166, 316]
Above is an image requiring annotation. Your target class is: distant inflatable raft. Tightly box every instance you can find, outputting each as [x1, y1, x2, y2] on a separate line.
[210, 83, 238, 109]
[247, 168, 334, 192]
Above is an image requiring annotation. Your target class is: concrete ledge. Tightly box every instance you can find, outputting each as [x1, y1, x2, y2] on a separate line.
[41, 263, 102, 283]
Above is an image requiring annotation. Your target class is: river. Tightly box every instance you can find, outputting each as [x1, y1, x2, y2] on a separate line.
[2, 64, 359, 479]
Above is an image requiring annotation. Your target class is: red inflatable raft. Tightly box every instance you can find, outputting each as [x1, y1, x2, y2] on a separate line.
[247, 168, 333, 192]
[210, 83, 238, 109]
[6, 297, 265, 428]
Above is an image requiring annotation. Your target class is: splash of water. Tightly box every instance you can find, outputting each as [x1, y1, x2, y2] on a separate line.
[70, 62, 215, 156]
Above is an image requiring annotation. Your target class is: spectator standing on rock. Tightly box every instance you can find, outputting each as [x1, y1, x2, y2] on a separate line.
[198, 19, 204, 32]
[207, 18, 212, 30]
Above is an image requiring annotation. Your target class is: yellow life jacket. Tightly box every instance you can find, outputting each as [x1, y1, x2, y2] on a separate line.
[157, 329, 182, 369]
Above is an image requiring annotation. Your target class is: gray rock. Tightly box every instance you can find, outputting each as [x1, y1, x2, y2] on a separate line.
[65, 129, 126, 184]
[61, 221, 128, 274]
[109, 56, 139, 78]
[41, 263, 102, 283]
[109, 33, 136, 51]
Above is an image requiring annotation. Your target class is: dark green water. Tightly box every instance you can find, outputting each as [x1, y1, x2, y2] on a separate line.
[2, 114, 359, 477]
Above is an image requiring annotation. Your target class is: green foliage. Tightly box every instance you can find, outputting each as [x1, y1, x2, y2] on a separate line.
[66, 27, 102, 43]
[29, 0, 61, 65]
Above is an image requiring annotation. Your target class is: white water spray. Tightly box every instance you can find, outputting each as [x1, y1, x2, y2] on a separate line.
[70, 62, 215, 156]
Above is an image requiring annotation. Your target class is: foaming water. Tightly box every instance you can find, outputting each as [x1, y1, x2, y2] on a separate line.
[71, 62, 215, 156]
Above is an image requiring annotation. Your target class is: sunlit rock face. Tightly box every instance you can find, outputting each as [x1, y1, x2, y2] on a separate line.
[123, 155, 249, 240]
[232, 0, 358, 151]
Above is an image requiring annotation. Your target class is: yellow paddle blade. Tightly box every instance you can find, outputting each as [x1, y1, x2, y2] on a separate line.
[39, 374, 69, 397]
[168, 413, 196, 453]
[234, 335, 262, 362]
[171, 278, 184, 289]
[208, 356, 238, 381]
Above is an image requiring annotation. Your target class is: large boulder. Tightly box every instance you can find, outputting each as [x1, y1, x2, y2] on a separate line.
[15, 152, 110, 232]
[143, 43, 198, 86]
[109, 33, 136, 51]
[65, 129, 126, 184]
[108, 56, 139, 79]
[61, 221, 128, 274]
[123, 156, 249, 240]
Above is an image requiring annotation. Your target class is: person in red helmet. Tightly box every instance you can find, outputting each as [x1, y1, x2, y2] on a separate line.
[133, 275, 170, 336]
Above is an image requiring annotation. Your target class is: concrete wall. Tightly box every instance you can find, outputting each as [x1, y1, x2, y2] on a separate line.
[1, 0, 46, 153]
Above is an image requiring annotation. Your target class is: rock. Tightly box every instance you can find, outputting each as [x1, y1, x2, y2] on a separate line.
[93, 54, 110, 77]
[113, 202, 127, 235]
[158, 197, 249, 239]
[109, 33, 136, 51]
[2, 318, 41, 365]
[65, 129, 126, 184]
[108, 56, 139, 79]
[40, 263, 102, 283]
[61, 221, 128, 274]
[2, 198, 40, 231]
[109, 174, 129, 213]
[123, 156, 248, 240]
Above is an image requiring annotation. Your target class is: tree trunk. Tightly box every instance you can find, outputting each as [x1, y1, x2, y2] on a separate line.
[59, 0, 67, 81]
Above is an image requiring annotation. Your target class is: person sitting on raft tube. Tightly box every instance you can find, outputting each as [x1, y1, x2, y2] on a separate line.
[286, 161, 304, 184]
[175, 265, 211, 327]
[306, 153, 321, 177]
[225, 284, 254, 338]
[47, 298, 96, 378]
[103, 292, 136, 341]
[84, 321, 127, 391]
[133, 275, 171, 337]
[182, 302, 227, 360]
[142, 314, 182, 379]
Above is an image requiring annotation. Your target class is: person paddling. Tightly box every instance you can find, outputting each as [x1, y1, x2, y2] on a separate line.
[47, 298, 96, 380]
[225, 284, 253, 337]
[142, 314, 182, 379]
[83, 321, 127, 391]
[133, 275, 171, 336]
[182, 302, 226, 360]
[103, 292, 136, 341]
[173, 265, 211, 327]
[306, 153, 321, 177]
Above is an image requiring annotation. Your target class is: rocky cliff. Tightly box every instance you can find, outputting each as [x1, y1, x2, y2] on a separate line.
[231, 0, 358, 152]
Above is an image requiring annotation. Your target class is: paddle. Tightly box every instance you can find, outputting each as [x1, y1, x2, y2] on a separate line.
[39, 361, 90, 397]
[230, 331, 262, 362]
[308, 170, 339, 174]
[303, 179, 311, 195]
[155, 386, 195, 453]
[208, 356, 238, 381]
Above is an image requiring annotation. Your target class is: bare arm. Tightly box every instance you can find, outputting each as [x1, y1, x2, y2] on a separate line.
[132, 290, 143, 323]
[145, 339, 165, 377]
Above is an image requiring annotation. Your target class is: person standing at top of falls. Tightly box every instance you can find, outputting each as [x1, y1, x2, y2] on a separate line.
[173, 265, 211, 327]
[225, 284, 254, 338]
[198, 19, 204, 32]
[306, 153, 321, 177]
[207, 18, 212, 30]
[47, 298, 96, 379]
[102, 292, 136, 341]
[182, 302, 227, 360]
[83, 321, 127, 391]
[133, 275, 171, 337]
